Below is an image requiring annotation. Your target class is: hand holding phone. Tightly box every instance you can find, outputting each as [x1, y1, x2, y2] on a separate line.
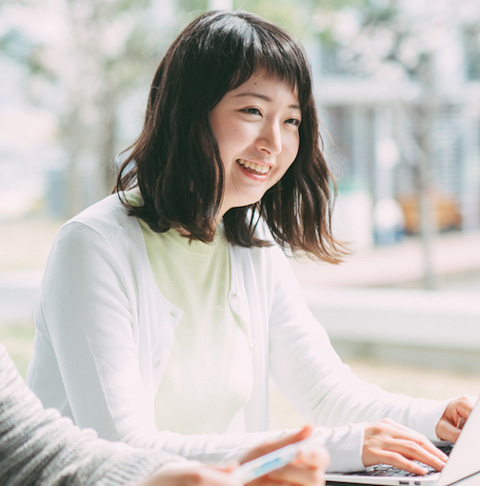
[232, 435, 322, 484]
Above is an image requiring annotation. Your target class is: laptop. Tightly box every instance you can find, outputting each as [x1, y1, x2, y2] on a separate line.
[325, 396, 480, 486]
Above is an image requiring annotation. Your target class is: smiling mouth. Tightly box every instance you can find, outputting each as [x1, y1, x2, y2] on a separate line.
[237, 159, 271, 175]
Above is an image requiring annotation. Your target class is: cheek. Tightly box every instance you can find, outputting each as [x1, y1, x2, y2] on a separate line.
[214, 122, 245, 158]
[274, 136, 299, 181]
[284, 133, 300, 165]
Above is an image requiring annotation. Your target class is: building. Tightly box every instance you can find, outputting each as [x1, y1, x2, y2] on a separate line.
[311, 1, 480, 246]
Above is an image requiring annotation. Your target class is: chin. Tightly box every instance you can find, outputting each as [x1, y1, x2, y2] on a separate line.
[241, 196, 263, 208]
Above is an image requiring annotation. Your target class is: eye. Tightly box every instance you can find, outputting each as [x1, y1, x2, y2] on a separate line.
[241, 107, 261, 116]
[285, 117, 301, 127]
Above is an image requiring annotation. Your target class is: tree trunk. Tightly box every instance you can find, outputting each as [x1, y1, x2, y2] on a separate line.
[416, 52, 438, 290]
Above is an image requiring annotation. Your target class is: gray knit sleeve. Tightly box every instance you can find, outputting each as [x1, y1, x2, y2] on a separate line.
[0, 345, 186, 486]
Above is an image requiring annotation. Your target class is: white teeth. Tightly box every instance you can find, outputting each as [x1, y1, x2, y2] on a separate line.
[237, 159, 270, 174]
[256, 164, 269, 174]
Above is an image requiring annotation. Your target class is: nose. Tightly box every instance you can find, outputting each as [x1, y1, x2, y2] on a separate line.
[256, 121, 282, 156]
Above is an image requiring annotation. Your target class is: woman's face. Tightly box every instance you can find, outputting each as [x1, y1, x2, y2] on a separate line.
[209, 70, 301, 219]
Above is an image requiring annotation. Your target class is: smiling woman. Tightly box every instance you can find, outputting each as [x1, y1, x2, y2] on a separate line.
[111, 9, 338, 258]
[209, 71, 301, 218]
[26, 9, 474, 481]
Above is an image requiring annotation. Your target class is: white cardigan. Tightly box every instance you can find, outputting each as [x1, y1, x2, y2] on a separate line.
[26, 194, 448, 472]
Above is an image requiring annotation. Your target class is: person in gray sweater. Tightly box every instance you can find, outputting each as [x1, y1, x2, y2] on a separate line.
[0, 343, 327, 486]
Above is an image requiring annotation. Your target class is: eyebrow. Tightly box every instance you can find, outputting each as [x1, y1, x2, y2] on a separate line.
[233, 92, 301, 111]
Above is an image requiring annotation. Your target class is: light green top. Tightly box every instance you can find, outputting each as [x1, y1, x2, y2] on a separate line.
[136, 213, 254, 435]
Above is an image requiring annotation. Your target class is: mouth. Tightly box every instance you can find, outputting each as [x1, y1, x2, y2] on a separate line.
[237, 159, 271, 176]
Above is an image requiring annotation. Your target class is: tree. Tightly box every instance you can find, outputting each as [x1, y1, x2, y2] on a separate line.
[1, 0, 180, 216]
[307, 0, 480, 288]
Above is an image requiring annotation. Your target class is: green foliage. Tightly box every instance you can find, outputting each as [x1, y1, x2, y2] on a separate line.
[234, 0, 310, 38]
[0, 29, 30, 60]
[463, 23, 480, 80]
[112, 0, 152, 13]
[311, 0, 367, 9]
[177, 0, 208, 23]
[360, 3, 398, 25]
[0, 28, 54, 79]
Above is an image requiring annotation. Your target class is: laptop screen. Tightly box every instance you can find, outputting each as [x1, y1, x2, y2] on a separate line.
[437, 396, 480, 486]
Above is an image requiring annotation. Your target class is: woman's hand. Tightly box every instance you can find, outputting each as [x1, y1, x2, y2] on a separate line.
[141, 426, 328, 486]
[435, 395, 476, 443]
[138, 464, 242, 486]
[362, 419, 448, 476]
[239, 425, 329, 486]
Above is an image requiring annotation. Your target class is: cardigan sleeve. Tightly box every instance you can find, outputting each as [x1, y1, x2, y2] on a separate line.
[267, 246, 449, 471]
[27, 221, 157, 443]
[0, 344, 186, 486]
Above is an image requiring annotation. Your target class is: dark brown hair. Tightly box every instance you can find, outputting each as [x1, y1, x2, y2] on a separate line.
[116, 10, 345, 263]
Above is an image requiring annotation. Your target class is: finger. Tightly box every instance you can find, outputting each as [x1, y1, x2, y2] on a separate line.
[265, 425, 314, 455]
[387, 427, 449, 467]
[362, 420, 449, 474]
[286, 425, 314, 445]
[377, 451, 430, 476]
[437, 418, 462, 443]
[379, 423, 449, 463]
[218, 463, 240, 473]
[388, 423, 449, 462]
[436, 396, 476, 440]
[148, 466, 243, 486]
[457, 397, 475, 421]
[416, 437, 449, 463]
[393, 439, 446, 472]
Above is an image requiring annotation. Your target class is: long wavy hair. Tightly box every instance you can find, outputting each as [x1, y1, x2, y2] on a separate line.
[115, 10, 346, 263]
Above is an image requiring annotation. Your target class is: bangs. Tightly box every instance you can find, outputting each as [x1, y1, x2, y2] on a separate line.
[203, 13, 310, 108]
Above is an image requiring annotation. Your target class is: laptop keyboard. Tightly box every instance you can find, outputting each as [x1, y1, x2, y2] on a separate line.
[351, 464, 436, 478]
[345, 443, 453, 479]
[436, 443, 453, 455]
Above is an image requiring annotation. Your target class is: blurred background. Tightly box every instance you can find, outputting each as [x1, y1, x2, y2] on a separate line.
[0, 0, 479, 428]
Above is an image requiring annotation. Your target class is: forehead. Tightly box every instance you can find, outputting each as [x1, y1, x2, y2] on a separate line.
[226, 70, 300, 104]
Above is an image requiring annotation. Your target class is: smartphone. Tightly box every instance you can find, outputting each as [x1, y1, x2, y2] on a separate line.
[233, 436, 318, 483]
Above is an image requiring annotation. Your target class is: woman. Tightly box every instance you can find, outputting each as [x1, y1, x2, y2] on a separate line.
[27, 9, 472, 477]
